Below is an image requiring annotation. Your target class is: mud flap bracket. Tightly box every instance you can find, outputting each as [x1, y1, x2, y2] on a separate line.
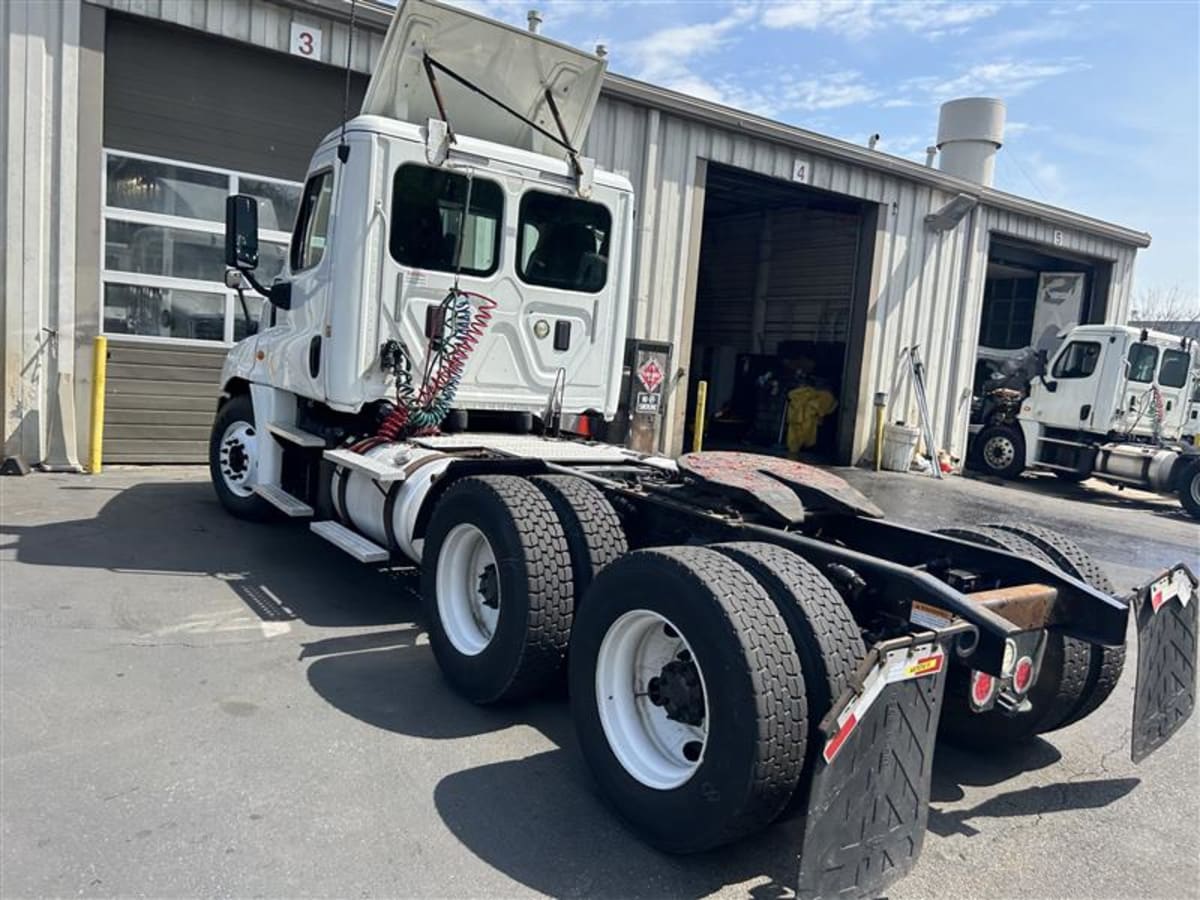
[796, 629, 965, 900]
[1131, 564, 1198, 763]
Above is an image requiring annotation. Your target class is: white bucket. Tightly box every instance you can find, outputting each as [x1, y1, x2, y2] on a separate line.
[881, 423, 920, 472]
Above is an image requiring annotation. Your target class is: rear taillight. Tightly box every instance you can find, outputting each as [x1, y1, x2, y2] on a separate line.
[970, 670, 996, 709]
[1012, 656, 1035, 694]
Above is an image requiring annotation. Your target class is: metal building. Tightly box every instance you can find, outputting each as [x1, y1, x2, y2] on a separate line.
[2, 0, 1151, 470]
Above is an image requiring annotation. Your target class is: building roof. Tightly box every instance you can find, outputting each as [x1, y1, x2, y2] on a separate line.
[223, 0, 1156, 248]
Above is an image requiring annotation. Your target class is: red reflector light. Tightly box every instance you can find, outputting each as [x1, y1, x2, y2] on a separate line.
[971, 671, 995, 707]
[1013, 656, 1035, 694]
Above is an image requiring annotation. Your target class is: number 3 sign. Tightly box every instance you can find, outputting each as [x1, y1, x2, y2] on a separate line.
[290, 23, 322, 59]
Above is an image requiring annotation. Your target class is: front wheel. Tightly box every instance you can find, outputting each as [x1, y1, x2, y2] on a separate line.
[975, 423, 1026, 479]
[209, 393, 274, 521]
[569, 547, 806, 854]
[1178, 464, 1200, 520]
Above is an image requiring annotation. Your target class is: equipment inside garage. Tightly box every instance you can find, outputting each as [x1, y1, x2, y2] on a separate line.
[974, 235, 1114, 395]
[685, 163, 874, 462]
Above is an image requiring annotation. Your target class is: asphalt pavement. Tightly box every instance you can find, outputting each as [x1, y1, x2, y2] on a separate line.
[1, 464, 1197, 899]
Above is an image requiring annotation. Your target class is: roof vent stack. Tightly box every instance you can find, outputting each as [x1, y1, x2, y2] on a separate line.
[936, 97, 1005, 186]
[526, 9, 542, 33]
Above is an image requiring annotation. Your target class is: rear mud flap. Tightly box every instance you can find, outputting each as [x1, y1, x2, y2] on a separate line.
[1131, 564, 1198, 764]
[796, 635, 953, 900]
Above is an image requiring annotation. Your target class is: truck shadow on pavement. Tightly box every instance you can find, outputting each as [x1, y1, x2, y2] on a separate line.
[305, 630, 1142, 899]
[962, 470, 1191, 521]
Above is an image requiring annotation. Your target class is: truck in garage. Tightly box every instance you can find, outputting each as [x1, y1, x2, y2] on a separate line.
[207, 2, 1199, 896]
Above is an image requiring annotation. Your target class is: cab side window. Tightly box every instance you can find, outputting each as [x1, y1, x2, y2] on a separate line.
[1051, 341, 1101, 378]
[517, 191, 611, 293]
[1127, 343, 1158, 384]
[291, 170, 333, 272]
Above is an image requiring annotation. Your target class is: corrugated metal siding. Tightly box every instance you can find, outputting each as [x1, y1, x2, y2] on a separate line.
[88, 0, 384, 74]
[586, 94, 1140, 459]
[103, 340, 223, 462]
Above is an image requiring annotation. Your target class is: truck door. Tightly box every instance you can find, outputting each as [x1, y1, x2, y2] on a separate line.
[256, 155, 336, 400]
[1154, 345, 1193, 437]
[1034, 338, 1105, 431]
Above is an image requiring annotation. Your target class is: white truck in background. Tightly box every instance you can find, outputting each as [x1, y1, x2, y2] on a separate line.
[971, 324, 1200, 518]
[207, 3, 1199, 897]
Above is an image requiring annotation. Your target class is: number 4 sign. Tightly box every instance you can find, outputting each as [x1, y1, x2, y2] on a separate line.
[290, 23, 322, 59]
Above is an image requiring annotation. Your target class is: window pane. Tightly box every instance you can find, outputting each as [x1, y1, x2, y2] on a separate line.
[104, 283, 226, 341]
[233, 293, 266, 342]
[517, 191, 611, 293]
[1052, 341, 1101, 378]
[389, 165, 503, 276]
[258, 241, 289, 283]
[105, 220, 225, 282]
[292, 171, 334, 271]
[1159, 349, 1190, 389]
[1127, 344, 1158, 383]
[241, 177, 301, 233]
[106, 155, 227, 221]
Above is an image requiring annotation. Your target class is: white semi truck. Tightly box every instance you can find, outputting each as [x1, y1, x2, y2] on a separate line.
[971, 324, 1200, 517]
[209, 3, 1198, 896]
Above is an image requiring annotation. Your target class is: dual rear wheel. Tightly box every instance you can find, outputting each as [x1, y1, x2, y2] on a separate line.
[420, 474, 865, 853]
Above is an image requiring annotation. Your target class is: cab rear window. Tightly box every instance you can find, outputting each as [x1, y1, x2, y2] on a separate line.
[390, 165, 503, 277]
[1158, 349, 1190, 389]
[1127, 343, 1158, 383]
[517, 191, 611, 293]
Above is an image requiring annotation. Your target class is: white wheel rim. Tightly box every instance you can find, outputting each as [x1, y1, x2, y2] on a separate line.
[984, 434, 1014, 469]
[436, 523, 500, 656]
[594, 609, 709, 790]
[218, 421, 257, 498]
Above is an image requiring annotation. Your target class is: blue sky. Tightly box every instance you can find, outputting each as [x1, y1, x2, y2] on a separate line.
[447, 0, 1199, 311]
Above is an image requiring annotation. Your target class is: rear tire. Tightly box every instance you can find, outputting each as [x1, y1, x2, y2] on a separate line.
[531, 475, 627, 603]
[975, 424, 1025, 479]
[421, 476, 574, 704]
[1178, 464, 1200, 520]
[569, 546, 806, 853]
[934, 526, 1094, 748]
[209, 393, 275, 521]
[709, 541, 864, 815]
[987, 522, 1125, 729]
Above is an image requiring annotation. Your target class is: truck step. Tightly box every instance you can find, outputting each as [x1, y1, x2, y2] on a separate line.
[310, 520, 390, 563]
[324, 448, 408, 484]
[267, 422, 327, 448]
[253, 484, 314, 517]
[1037, 436, 1089, 448]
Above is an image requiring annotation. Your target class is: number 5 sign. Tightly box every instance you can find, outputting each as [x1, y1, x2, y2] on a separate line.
[290, 22, 322, 59]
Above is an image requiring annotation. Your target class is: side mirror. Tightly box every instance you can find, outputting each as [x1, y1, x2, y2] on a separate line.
[1044, 379, 1058, 393]
[225, 195, 259, 270]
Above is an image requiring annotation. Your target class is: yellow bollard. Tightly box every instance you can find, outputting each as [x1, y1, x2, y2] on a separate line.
[692, 380, 708, 453]
[88, 335, 108, 473]
[873, 391, 887, 471]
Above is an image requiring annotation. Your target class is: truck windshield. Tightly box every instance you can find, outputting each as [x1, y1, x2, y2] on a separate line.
[390, 164, 503, 277]
[1127, 343, 1158, 383]
[517, 191, 611, 293]
[1158, 349, 1190, 388]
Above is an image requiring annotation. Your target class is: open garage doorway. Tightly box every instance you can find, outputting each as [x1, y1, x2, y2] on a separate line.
[684, 163, 876, 464]
[973, 235, 1114, 398]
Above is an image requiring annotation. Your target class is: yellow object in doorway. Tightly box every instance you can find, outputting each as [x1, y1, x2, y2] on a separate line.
[786, 386, 837, 456]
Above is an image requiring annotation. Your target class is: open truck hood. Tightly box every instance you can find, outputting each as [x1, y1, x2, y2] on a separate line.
[362, 0, 606, 158]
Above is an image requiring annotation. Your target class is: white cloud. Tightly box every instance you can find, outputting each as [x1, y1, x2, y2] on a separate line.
[761, 0, 1001, 40]
[895, 59, 1089, 104]
[778, 70, 880, 110]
